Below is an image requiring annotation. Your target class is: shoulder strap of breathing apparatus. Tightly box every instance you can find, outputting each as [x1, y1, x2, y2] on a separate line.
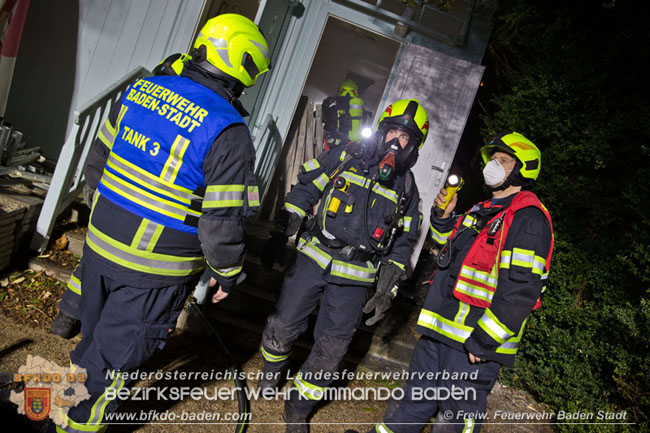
[364, 170, 413, 254]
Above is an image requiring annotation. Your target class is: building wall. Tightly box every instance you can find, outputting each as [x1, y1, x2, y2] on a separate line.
[202, 0, 260, 20]
[5, 0, 205, 160]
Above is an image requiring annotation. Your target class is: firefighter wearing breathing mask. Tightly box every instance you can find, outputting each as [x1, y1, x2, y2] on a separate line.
[366, 132, 554, 433]
[259, 99, 428, 433]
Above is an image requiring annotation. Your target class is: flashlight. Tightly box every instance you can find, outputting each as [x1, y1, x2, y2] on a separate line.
[434, 174, 464, 217]
[326, 177, 350, 217]
[361, 127, 373, 138]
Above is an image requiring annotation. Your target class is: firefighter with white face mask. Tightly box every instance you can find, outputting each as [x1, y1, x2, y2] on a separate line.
[362, 131, 554, 433]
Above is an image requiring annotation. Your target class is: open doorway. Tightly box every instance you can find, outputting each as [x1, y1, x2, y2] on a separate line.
[260, 15, 401, 220]
[303, 15, 401, 125]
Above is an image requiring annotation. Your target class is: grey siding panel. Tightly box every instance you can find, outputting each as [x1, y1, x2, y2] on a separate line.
[130, 0, 171, 71]
[76, 0, 114, 98]
[4, 0, 204, 160]
[79, 0, 133, 99]
[107, 0, 155, 80]
[165, 0, 202, 56]
[75, 0, 203, 109]
[151, 0, 189, 67]
[380, 43, 484, 268]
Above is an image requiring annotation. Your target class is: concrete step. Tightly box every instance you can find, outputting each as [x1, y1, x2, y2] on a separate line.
[59, 219, 429, 372]
[179, 303, 412, 372]
[242, 254, 293, 294]
[203, 220, 424, 371]
[193, 273, 420, 371]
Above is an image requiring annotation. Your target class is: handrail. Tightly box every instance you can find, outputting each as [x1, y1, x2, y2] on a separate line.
[254, 113, 284, 201]
[31, 67, 151, 252]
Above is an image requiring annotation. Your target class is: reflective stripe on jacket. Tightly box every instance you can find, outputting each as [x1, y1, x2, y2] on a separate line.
[296, 234, 378, 286]
[85, 192, 206, 279]
[284, 145, 421, 286]
[448, 191, 553, 309]
[97, 75, 244, 234]
[417, 305, 528, 357]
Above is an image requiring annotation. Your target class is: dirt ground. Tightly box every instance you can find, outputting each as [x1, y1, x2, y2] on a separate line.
[0, 256, 556, 433]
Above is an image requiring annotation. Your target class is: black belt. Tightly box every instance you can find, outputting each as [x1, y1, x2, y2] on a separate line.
[311, 229, 375, 261]
[348, 249, 376, 262]
[312, 228, 346, 248]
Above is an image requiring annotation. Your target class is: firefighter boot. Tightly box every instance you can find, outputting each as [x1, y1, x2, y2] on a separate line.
[283, 402, 309, 433]
[50, 310, 81, 339]
[257, 369, 282, 397]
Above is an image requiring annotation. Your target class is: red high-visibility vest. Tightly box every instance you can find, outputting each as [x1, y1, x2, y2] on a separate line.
[448, 191, 554, 309]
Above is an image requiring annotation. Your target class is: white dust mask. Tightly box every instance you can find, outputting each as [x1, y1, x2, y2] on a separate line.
[483, 159, 507, 186]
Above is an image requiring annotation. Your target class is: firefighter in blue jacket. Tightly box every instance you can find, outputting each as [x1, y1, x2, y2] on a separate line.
[48, 14, 270, 433]
[367, 132, 554, 433]
[260, 99, 429, 433]
[50, 53, 192, 339]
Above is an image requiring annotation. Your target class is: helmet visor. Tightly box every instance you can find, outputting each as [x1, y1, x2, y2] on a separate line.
[384, 127, 412, 149]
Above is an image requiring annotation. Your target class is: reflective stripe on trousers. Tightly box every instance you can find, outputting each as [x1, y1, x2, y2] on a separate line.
[55, 374, 125, 433]
[294, 371, 325, 400]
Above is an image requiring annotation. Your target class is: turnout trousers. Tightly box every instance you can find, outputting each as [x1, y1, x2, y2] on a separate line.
[53, 253, 193, 433]
[261, 252, 368, 417]
[374, 336, 500, 433]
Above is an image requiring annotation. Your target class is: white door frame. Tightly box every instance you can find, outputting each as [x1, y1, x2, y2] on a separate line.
[251, 0, 484, 271]
[250, 0, 405, 150]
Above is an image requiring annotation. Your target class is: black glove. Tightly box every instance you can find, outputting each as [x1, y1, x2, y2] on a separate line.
[363, 262, 404, 326]
[363, 292, 393, 326]
[260, 210, 303, 272]
[261, 232, 288, 272]
[276, 209, 303, 237]
[83, 184, 96, 209]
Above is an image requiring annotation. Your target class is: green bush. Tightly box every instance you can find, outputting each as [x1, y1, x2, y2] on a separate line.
[481, 1, 650, 431]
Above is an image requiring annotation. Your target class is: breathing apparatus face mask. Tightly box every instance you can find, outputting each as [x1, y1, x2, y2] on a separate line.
[483, 159, 511, 186]
[378, 138, 401, 181]
[378, 125, 420, 178]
